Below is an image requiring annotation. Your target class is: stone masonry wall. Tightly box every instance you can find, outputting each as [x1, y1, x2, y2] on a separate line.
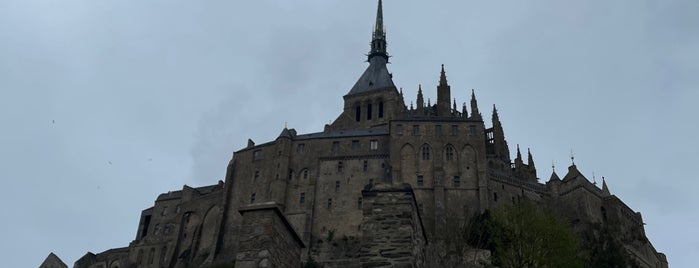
[235, 203, 304, 268]
[360, 183, 426, 267]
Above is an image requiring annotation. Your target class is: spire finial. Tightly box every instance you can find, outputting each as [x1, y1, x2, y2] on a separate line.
[527, 148, 534, 167]
[470, 89, 482, 120]
[593, 171, 597, 185]
[570, 149, 575, 165]
[516, 144, 522, 159]
[368, 0, 388, 61]
[439, 64, 448, 86]
[492, 104, 500, 122]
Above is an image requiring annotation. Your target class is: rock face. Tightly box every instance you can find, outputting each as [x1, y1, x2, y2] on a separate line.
[68, 1, 667, 268]
[359, 184, 426, 267]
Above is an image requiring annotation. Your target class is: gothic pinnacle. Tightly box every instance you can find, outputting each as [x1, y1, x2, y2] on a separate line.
[439, 64, 448, 86]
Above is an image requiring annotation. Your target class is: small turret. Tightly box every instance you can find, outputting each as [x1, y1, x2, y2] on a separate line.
[602, 177, 611, 195]
[437, 64, 452, 116]
[417, 85, 424, 111]
[462, 102, 468, 118]
[470, 89, 482, 120]
[491, 105, 511, 163]
[527, 148, 535, 169]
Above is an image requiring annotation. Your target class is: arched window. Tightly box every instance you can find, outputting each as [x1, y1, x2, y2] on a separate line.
[303, 169, 308, 179]
[445, 145, 454, 161]
[149, 247, 155, 264]
[159, 246, 167, 266]
[367, 103, 373, 120]
[378, 101, 384, 118]
[355, 105, 361, 122]
[421, 145, 430, 160]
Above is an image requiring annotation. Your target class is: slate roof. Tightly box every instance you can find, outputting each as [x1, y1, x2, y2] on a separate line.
[346, 57, 395, 96]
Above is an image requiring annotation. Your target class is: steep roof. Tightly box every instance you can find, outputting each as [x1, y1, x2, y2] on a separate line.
[39, 252, 68, 268]
[346, 0, 395, 96]
[347, 55, 395, 96]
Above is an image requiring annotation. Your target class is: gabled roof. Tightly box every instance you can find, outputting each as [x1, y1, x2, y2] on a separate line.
[39, 252, 67, 268]
[548, 171, 561, 182]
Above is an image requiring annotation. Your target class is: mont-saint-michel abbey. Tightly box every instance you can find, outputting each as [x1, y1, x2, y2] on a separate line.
[53, 1, 667, 268]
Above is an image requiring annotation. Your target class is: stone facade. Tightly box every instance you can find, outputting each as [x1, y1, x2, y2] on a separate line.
[71, 1, 667, 268]
[234, 203, 304, 268]
[359, 183, 426, 268]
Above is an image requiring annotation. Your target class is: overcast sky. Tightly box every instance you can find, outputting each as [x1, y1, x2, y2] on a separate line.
[1, 1, 697, 267]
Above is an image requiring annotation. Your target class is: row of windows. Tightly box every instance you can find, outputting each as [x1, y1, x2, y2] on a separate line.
[332, 140, 379, 152]
[355, 101, 384, 121]
[415, 175, 461, 187]
[136, 246, 167, 266]
[257, 159, 380, 182]
[254, 140, 380, 162]
[396, 124, 479, 137]
[419, 145, 458, 161]
[252, 191, 364, 210]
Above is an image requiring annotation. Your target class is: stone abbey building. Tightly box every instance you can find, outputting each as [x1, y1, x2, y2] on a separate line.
[72, 1, 667, 267]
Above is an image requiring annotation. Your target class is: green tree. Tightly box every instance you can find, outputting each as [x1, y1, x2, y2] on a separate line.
[467, 200, 583, 268]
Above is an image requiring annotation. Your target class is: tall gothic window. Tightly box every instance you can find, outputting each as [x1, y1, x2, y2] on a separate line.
[355, 105, 361, 121]
[421, 145, 430, 160]
[445, 145, 454, 161]
[378, 101, 384, 118]
[367, 103, 373, 120]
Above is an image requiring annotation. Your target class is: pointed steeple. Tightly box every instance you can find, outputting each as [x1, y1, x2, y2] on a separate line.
[437, 64, 452, 116]
[549, 171, 561, 182]
[439, 64, 448, 86]
[470, 89, 482, 120]
[417, 85, 424, 110]
[602, 177, 611, 195]
[516, 144, 522, 160]
[492, 104, 500, 123]
[346, 0, 394, 96]
[453, 99, 457, 112]
[527, 148, 535, 169]
[462, 102, 468, 118]
[368, 0, 388, 61]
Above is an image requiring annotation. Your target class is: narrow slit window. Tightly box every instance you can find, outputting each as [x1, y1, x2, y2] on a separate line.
[367, 103, 373, 120]
[378, 101, 384, 118]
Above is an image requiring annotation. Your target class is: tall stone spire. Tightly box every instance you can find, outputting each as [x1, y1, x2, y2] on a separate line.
[346, 0, 395, 96]
[527, 148, 535, 169]
[368, 0, 388, 61]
